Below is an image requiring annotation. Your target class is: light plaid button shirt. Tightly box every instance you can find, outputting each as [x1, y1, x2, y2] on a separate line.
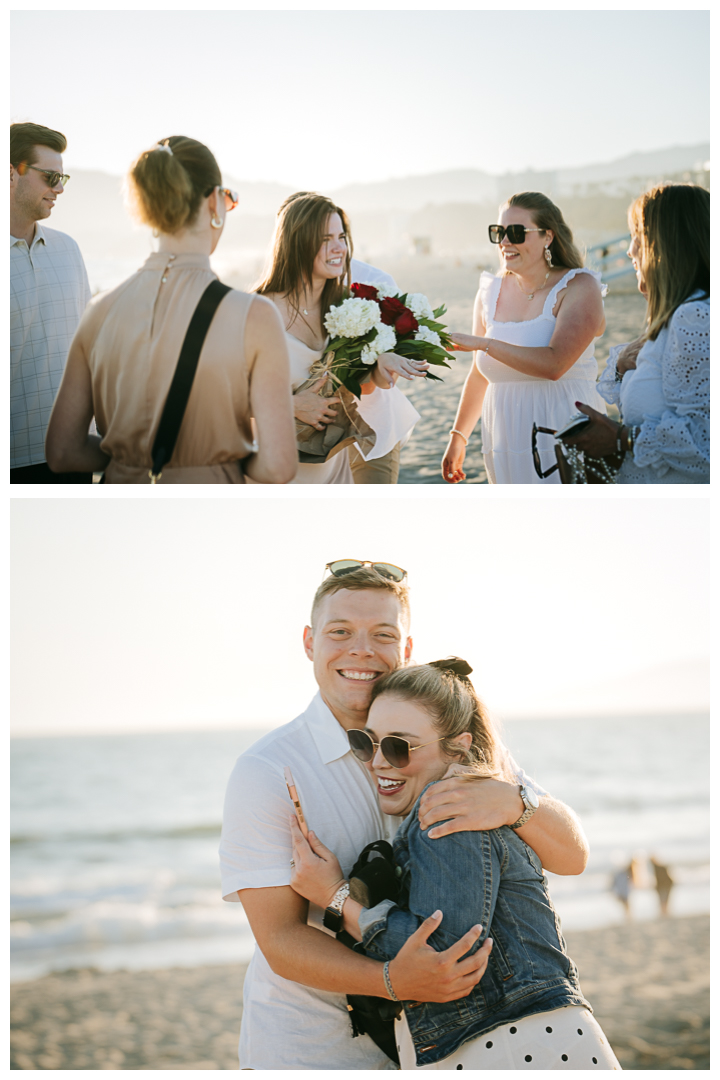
[10, 224, 91, 467]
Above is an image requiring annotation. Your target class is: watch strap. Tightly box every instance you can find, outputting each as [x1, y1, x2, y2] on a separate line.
[509, 786, 539, 830]
[323, 882, 350, 932]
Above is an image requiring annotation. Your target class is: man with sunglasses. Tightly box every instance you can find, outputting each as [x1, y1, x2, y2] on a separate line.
[11, 122, 92, 483]
[220, 562, 588, 1069]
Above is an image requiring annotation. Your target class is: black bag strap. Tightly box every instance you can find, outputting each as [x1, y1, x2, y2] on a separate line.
[149, 279, 231, 482]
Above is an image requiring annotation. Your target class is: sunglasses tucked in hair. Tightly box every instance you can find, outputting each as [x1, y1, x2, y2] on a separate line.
[489, 224, 544, 245]
[325, 560, 407, 582]
[347, 728, 444, 769]
[15, 163, 70, 188]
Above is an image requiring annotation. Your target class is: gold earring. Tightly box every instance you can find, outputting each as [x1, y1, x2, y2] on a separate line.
[544, 246, 553, 268]
[211, 215, 223, 230]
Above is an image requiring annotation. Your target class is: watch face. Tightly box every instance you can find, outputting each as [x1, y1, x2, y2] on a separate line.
[523, 787, 540, 810]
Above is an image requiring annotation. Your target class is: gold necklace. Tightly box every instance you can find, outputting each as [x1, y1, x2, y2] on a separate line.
[517, 269, 551, 301]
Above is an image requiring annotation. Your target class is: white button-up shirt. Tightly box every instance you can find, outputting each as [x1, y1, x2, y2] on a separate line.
[10, 224, 91, 467]
[219, 692, 546, 1070]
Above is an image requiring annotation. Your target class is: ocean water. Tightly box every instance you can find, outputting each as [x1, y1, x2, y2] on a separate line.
[10, 715, 708, 983]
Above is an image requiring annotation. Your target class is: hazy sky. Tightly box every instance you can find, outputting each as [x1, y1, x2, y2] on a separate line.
[10, 8, 709, 189]
[11, 495, 709, 736]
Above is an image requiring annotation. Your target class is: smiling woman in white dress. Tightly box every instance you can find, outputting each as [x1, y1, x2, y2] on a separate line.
[252, 193, 425, 484]
[442, 192, 607, 484]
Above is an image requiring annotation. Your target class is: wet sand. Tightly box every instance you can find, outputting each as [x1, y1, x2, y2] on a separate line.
[10, 913, 708, 1070]
[365, 258, 648, 484]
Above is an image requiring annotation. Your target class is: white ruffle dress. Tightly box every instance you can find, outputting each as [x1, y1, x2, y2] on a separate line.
[476, 269, 607, 484]
[596, 293, 709, 484]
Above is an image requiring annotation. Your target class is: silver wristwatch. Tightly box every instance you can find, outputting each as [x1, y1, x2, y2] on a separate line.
[509, 785, 540, 829]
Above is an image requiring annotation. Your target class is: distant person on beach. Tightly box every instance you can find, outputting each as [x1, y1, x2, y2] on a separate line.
[10, 122, 92, 483]
[650, 856, 674, 916]
[252, 192, 422, 484]
[565, 183, 709, 483]
[442, 191, 607, 484]
[289, 659, 621, 1069]
[220, 562, 590, 1069]
[611, 859, 638, 919]
[45, 136, 296, 483]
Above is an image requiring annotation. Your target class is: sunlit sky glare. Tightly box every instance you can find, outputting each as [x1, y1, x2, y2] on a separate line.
[11, 496, 709, 736]
[10, 8, 709, 189]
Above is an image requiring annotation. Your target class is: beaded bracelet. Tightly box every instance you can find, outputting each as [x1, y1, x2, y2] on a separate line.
[383, 960, 400, 1002]
[449, 428, 468, 446]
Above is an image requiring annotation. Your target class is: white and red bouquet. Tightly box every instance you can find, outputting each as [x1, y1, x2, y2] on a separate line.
[318, 282, 455, 398]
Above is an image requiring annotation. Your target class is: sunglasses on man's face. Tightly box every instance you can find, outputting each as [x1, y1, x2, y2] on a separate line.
[347, 728, 443, 769]
[16, 163, 70, 189]
[489, 224, 544, 245]
[325, 560, 407, 582]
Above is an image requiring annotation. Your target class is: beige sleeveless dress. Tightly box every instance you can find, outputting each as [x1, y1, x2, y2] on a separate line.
[85, 252, 256, 483]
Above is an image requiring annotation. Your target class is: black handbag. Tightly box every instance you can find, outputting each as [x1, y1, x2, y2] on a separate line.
[336, 841, 403, 1063]
[149, 279, 231, 482]
[532, 415, 624, 484]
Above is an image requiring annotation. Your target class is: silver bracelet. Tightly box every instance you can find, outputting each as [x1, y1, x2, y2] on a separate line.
[383, 960, 400, 1002]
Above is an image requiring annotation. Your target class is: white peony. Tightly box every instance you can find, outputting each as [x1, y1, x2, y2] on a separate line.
[360, 322, 397, 364]
[415, 324, 442, 347]
[405, 292, 435, 320]
[375, 282, 396, 300]
[325, 297, 381, 339]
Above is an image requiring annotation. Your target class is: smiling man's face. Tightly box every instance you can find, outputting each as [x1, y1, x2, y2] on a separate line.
[303, 588, 412, 731]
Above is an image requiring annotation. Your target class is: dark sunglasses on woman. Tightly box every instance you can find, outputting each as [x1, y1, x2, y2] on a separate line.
[325, 560, 407, 582]
[489, 224, 544, 245]
[348, 728, 443, 769]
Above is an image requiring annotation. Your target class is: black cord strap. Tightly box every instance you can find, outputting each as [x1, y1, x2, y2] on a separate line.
[149, 279, 231, 481]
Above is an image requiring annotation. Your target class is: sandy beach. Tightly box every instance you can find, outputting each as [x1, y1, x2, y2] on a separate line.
[10, 913, 708, 1070]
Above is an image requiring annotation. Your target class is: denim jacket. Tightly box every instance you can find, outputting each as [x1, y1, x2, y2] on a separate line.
[357, 781, 589, 1067]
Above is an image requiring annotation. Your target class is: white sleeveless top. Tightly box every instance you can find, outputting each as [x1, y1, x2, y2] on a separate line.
[474, 268, 607, 484]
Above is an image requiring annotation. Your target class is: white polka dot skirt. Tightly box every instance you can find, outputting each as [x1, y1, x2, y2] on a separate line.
[396, 1005, 622, 1069]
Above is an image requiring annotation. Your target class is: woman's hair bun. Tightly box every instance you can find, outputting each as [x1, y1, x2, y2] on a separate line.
[428, 656, 473, 678]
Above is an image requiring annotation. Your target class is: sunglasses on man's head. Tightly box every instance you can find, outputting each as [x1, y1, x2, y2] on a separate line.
[347, 728, 443, 769]
[489, 224, 544, 245]
[15, 163, 70, 189]
[325, 560, 407, 582]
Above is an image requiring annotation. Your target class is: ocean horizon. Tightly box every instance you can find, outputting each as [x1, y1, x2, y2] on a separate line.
[11, 713, 709, 983]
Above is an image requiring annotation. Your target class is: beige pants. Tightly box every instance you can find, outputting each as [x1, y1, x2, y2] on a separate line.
[348, 442, 401, 484]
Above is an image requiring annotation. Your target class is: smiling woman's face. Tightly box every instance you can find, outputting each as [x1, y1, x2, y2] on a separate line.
[364, 695, 452, 818]
[312, 212, 348, 282]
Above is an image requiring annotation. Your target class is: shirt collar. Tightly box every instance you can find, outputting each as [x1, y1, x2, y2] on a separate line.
[303, 691, 354, 765]
[10, 223, 47, 250]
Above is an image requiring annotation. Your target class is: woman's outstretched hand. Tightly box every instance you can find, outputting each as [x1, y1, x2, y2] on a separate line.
[289, 815, 345, 909]
[562, 402, 622, 456]
[293, 374, 340, 430]
[441, 434, 467, 483]
[448, 332, 485, 353]
[375, 352, 429, 388]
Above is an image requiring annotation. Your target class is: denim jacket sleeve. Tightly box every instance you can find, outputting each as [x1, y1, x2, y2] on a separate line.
[358, 803, 503, 962]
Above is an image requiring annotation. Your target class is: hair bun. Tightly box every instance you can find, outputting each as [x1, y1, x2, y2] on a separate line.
[428, 656, 473, 679]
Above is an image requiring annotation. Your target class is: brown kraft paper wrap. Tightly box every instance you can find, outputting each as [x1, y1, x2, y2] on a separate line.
[295, 352, 377, 465]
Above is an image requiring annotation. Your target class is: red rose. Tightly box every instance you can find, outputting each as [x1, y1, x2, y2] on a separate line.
[378, 295, 407, 325]
[351, 283, 379, 301]
[394, 309, 419, 336]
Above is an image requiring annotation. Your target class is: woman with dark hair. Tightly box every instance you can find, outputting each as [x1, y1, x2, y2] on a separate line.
[442, 192, 607, 484]
[253, 192, 425, 484]
[565, 183, 709, 483]
[45, 136, 296, 483]
[289, 659, 620, 1070]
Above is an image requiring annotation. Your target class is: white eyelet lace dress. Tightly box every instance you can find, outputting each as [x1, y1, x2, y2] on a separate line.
[597, 293, 709, 483]
[476, 269, 608, 484]
[395, 1004, 622, 1070]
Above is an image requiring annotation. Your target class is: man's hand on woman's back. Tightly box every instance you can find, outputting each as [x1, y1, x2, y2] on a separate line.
[390, 911, 493, 1002]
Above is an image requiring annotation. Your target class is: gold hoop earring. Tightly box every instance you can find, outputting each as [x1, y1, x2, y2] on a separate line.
[211, 215, 223, 230]
[544, 246, 553, 268]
